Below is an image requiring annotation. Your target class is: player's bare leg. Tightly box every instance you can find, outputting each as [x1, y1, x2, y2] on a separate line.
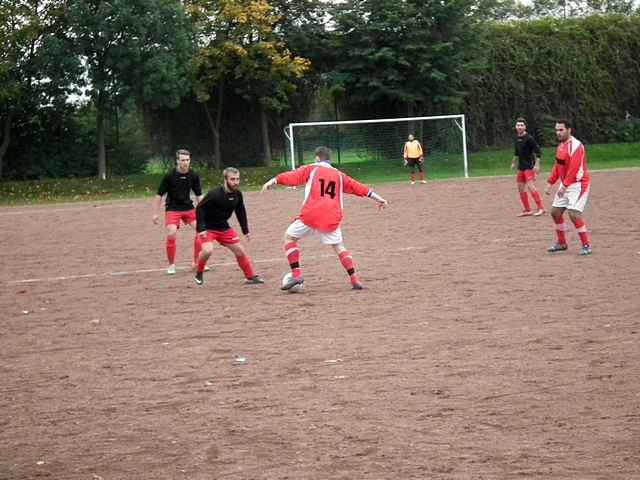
[517, 181, 533, 216]
[194, 240, 214, 285]
[526, 179, 545, 216]
[547, 206, 568, 252]
[223, 243, 264, 284]
[188, 221, 209, 272]
[332, 242, 363, 290]
[165, 224, 178, 274]
[568, 209, 591, 255]
[282, 234, 304, 290]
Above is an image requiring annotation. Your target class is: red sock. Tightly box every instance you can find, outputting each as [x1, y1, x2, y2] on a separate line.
[572, 218, 590, 246]
[338, 251, 359, 284]
[193, 234, 202, 264]
[166, 237, 176, 264]
[519, 192, 531, 211]
[419, 171, 425, 181]
[236, 254, 255, 279]
[284, 241, 301, 278]
[531, 190, 543, 209]
[553, 216, 567, 245]
[410, 172, 416, 182]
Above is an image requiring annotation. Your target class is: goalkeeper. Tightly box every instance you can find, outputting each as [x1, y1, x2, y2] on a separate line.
[403, 134, 426, 184]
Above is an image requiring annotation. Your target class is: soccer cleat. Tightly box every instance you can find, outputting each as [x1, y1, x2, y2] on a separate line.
[577, 245, 592, 256]
[352, 281, 364, 290]
[517, 210, 534, 217]
[167, 264, 177, 275]
[420, 180, 427, 184]
[533, 208, 546, 216]
[281, 275, 304, 291]
[410, 181, 416, 185]
[547, 243, 568, 253]
[194, 271, 204, 285]
[245, 274, 265, 285]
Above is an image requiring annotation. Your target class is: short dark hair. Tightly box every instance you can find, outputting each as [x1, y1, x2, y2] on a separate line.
[315, 146, 331, 161]
[555, 118, 572, 129]
[515, 117, 526, 125]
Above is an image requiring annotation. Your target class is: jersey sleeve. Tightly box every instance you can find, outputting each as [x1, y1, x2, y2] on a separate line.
[417, 142, 423, 157]
[562, 143, 585, 187]
[234, 192, 249, 235]
[342, 174, 370, 197]
[276, 165, 311, 186]
[157, 173, 170, 196]
[192, 173, 202, 196]
[547, 163, 559, 186]
[195, 190, 213, 232]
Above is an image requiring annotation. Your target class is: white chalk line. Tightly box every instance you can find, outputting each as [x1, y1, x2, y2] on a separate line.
[6, 246, 433, 286]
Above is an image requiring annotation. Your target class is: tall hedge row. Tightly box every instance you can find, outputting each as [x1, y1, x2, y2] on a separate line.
[464, 15, 640, 148]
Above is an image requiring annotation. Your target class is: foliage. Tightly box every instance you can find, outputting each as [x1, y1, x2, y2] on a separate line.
[463, 15, 640, 148]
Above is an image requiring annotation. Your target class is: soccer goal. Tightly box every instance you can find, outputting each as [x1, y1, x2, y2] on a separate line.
[283, 114, 469, 179]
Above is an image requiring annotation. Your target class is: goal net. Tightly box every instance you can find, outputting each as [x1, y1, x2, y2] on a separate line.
[283, 114, 468, 179]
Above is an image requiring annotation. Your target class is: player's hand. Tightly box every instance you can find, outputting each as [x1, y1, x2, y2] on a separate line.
[378, 199, 388, 210]
[534, 164, 540, 174]
[244, 233, 252, 242]
[557, 185, 566, 198]
[198, 231, 207, 238]
[419, 157, 424, 164]
[544, 184, 553, 195]
[261, 178, 276, 192]
[403, 159, 408, 167]
[510, 162, 516, 171]
[152, 214, 160, 224]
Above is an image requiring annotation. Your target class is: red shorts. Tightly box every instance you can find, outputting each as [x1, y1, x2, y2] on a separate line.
[201, 228, 240, 245]
[165, 209, 196, 228]
[516, 169, 536, 183]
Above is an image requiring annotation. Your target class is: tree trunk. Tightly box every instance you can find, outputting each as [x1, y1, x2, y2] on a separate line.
[0, 113, 12, 179]
[97, 91, 107, 180]
[260, 107, 272, 167]
[203, 103, 221, 170]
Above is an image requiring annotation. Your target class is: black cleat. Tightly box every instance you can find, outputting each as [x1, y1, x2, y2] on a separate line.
[245, 274, 265, 285]
[547, 243, 568, 253]
[352, 282, 364, 290]
[281, 276, 304, 291]
[195, 271, 204, 285]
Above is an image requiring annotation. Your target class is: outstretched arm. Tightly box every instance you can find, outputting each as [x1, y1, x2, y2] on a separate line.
[368, 190, 388, 209]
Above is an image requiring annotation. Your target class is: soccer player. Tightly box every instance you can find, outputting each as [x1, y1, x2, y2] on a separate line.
[193, 167, 264, 285]
[261, 146, 388, 291]
[544, 119, 592, 255]
[512, 117, 545, 217]
[153, 149, 204, 275]
[403, 134, 426, 184]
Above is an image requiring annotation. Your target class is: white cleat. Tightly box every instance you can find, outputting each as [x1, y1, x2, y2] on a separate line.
[167, 264, 177, 275]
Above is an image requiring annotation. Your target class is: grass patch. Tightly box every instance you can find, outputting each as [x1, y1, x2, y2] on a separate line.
[1, 142, 638, 206]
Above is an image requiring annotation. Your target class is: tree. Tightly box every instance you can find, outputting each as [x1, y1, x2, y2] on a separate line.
[0, 0, 74, 178]
[64, 0, 193, 179]
[190, 0, 309, 167]
[328, 0, 480, 117]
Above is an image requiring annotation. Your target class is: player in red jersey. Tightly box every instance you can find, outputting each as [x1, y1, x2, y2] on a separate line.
[544, 119, 592, 255]
[261, 146, 388, 290]
[152, 149, 204, 274]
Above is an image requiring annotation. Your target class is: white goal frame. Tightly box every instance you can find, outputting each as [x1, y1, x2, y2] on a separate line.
[284, 114, 469, 178]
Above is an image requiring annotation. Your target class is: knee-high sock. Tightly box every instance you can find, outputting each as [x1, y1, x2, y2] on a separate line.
[410, 171, 416, 182]
[193, 234, 202, 264]
[236, 254, 255, 279]
[166, 237, 176, 264]
[553, 216, 567, 245]
[419, 170, 425, 181]
[572, 217, 590, 246]
[338, 251, 359, 284]
[531, 190, 543, 209]
[519, 192, 531, 211]
[196, 251, 208, 273]
[284, 241, 301, 278]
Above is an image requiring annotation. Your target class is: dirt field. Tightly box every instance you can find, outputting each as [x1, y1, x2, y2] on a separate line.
[1, 169, 639, 480]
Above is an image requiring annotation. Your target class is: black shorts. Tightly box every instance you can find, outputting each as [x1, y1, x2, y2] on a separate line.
[407, 158, 423, 170]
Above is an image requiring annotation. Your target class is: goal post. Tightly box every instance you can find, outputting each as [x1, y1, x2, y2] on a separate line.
[283, 114, 469, 179]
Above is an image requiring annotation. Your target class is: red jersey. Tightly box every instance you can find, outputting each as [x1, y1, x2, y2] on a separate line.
[275, 161, 370, 232]
[548, 137, 590, 193]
